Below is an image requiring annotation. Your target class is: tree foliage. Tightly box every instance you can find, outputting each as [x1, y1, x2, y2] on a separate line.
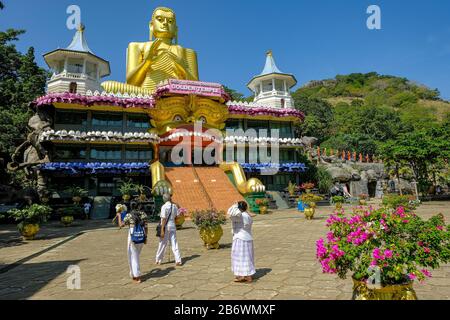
[0, 5, 48, 157]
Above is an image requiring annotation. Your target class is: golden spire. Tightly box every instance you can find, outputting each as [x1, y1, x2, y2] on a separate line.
[266, 50, 273, 57]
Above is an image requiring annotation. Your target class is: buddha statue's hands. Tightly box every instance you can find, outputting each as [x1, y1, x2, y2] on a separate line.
[145, 39, 164, 61]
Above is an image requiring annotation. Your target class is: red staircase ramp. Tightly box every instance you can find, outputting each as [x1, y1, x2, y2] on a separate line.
[194, 167, 244, 212]
[165, 167, 210, 212]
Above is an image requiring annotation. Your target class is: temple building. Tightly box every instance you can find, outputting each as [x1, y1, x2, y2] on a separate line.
[11, 7, 307, 217]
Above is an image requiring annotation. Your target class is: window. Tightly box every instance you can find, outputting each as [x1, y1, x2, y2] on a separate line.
[54, 146, 87, 160]
[280, 149, 295, 163]
[90, 147, 122, 160]
[127, 114, 150, 129]
[92, 113, 123, 127]
[55, 60, 64, 74]
[67, 58, 84, 73]
[275, 79, 284, 91]
[55, 111, 87, 126]
[86, 61, 97, 79]
[246, 120, 269, 137]
[69, 82, 77, 94]
[271, 121, 292, 138]
[125, 148, 153, 161]
[262, 80, 273, 92]
[225, 119, 243, 131]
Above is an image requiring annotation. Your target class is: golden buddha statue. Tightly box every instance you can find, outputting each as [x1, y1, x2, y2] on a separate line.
[102, 7, 199, 95]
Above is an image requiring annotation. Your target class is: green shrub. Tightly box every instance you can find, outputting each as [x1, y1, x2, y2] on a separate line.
[317, 167, 333, 194]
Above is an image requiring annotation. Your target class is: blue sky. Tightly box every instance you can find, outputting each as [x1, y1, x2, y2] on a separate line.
[1, 0, 450, 99]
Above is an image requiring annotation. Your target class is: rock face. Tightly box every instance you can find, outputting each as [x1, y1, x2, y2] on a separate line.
[300, 135, 416, 199]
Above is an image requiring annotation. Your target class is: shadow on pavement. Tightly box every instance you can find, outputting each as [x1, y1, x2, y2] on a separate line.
[219, 243, 232, 249]
[141, 267, 176, 281]
[253, 268, 272, 281]
[0, 259, 85, 300]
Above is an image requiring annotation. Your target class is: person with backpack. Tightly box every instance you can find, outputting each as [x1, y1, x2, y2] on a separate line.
[121, 201, 148, 283]
[155, 193, 182, 266]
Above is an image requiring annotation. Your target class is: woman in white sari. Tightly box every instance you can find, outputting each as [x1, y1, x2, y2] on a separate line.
[228, 201, 256, 283]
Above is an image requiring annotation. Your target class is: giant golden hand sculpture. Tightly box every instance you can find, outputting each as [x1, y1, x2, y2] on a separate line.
[102, 7, 199, 95]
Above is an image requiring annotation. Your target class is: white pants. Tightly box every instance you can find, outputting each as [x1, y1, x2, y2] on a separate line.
[127, 233, 144, 278]
[155, 228, 181, 264]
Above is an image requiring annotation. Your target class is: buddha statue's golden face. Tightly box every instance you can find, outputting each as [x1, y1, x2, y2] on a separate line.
[151, 9, 177, 40]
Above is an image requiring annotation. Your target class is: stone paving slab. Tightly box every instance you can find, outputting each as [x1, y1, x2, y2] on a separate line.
[0, 201, 448, 300]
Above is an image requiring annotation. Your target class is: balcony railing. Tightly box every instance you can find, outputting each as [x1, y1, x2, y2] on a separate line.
[50, 72, 97, 82]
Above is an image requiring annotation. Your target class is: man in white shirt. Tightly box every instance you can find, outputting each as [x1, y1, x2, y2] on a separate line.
[155, 194, 182, 266]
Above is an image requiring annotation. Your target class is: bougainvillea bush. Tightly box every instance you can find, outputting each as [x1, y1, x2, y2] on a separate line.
[316, 206, 450, 285]
[192, 209, 226, 229]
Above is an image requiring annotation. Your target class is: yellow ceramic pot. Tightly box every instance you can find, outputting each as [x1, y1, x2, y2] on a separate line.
[61, 216, 74, 227]
[335, 202, 343, 210]
[259, 206, 268, 215]
[199, 225, 223, 249]
[175, 215, 185, 229]
[20, 224, 40, 240]
[352, 278, 417, 300]
[304, 208, 315, 220]
[122, 195, 131, 202]
[359, 199, 367, 206]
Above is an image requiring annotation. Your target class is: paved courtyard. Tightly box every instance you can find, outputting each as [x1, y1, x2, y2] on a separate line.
[0, 201, 449, 300]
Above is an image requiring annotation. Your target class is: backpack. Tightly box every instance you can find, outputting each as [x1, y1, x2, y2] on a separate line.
[130, 211, 146, 244]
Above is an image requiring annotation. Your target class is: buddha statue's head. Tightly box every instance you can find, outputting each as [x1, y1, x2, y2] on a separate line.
[150, 7, 178, 43]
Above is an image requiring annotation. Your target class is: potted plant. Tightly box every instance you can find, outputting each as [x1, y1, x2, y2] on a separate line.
[255, 198, 269, 214]
[332, 196, 345, 210]
[301, 182, 315, 193]
[287, 181, 296, 196]
[136, 184, 147, 202]
[119, 179, 137, 202]
[316, 206, 450, 300]
[358, 194, 369, 205]
[301, 193, 323, 220]
[7, 204, 52, 240]
[65, 186, 88, 204]
[192, 208, 227, 249]
[175, 208, 187, 229]
[57, 205, 83, 227]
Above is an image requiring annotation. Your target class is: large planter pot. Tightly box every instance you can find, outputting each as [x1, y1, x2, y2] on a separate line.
[175, 215, 185, 230]
[61, 216, 74, 227]
[199, 225, 223, 249]
[259, 206, 268, 215]
[352, 278, 417, 300]
[72, 196, 82, 204]
[335, 202, 343, 210]
[122, 195, 131, 202]
[19, 223, 40, 240]
[304, 207, 315, 220]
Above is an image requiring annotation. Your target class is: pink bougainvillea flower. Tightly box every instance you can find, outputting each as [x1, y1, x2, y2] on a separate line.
[436, 225, 444, 231]
[424, 247, 431, 254]
[408, 273, 417, 281]
[384, 250, 393, 259]
[421, 269, 432, 278]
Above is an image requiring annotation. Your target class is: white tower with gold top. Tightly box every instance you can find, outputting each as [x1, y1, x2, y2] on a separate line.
[247, 51, 297, 108]
[43, 24, 110, 94]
